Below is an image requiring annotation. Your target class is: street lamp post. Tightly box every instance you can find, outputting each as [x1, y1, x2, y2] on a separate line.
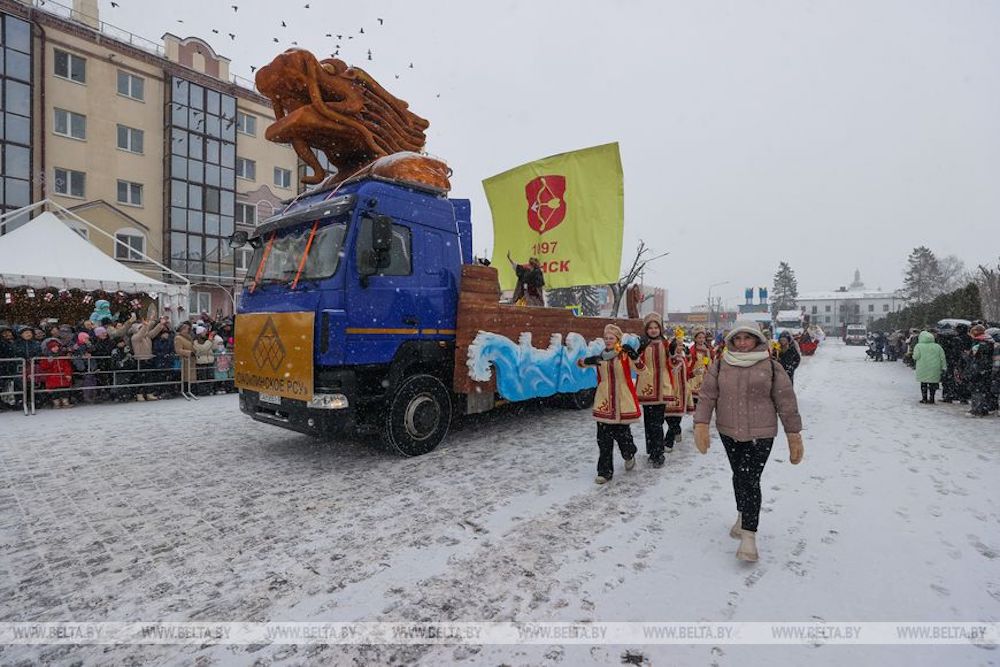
[707, 281, 730, 332]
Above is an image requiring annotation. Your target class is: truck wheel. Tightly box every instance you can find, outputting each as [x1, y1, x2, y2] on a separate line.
[566, 387, 595, 410]
[381, 374, 452, 456]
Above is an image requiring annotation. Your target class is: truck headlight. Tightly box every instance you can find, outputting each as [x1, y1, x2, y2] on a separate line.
[308, 393, 350, 410]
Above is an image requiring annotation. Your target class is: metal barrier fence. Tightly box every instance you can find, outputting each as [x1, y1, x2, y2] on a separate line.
[0, 354, 235, 416]
[0, 358, 28, 415]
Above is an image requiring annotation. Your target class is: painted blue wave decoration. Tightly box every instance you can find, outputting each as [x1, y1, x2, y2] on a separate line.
[467, 331, 640, 402]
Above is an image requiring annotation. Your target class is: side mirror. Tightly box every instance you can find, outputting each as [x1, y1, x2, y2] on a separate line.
[371, 215, 393, 254]
[228, 230, 249, 248]
[359, 215, 394, 287]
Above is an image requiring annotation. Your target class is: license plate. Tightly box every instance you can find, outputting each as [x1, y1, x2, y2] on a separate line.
[258, 392, 281, 405]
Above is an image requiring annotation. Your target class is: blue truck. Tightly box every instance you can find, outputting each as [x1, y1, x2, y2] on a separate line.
[231, 175, 640, 455]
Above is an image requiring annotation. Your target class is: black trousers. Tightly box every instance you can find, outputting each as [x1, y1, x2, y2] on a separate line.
[721, 435, 774, 532]
[941, 373, 956, 401]
[664, 415, 682, 449]
[920, 382, 939, 403]
[596, 423, 637, 479]
[642, 404, 666, 458]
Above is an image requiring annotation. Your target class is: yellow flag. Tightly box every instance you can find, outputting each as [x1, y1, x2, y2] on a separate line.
[484, 142, 624, 290]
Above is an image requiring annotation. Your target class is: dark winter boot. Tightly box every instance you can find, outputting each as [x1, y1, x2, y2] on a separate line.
[919, 384, 928, 404]
[928, 388, 937, 404]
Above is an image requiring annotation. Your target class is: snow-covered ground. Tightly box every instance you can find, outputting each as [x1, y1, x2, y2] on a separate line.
[1, 340, 997, 666]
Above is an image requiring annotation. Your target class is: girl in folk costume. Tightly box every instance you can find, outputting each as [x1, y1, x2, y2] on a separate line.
[635, 314, 688, 466]
[578, 324, 644, 484]
[686, 327, 715, 411]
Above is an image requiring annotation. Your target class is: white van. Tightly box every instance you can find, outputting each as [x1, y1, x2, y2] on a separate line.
[844, 325, 867, 346]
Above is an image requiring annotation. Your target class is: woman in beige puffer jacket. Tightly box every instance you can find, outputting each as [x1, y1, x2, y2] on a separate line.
[693, 320, 804, 563]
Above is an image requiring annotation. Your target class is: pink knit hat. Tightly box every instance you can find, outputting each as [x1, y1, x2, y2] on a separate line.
[76, 332, 90, 345]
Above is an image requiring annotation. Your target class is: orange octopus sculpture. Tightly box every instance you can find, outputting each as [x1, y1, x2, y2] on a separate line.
[255, 49, 449, 191]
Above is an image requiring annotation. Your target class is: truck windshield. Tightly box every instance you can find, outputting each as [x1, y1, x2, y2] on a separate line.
[245, 220, 348, 286]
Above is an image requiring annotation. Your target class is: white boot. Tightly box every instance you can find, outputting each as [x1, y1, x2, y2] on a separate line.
[624, 457, 636, 471]
[595, 476, 609, 485]
[730, 513, 743, 539]
[736, 529, 759, 562]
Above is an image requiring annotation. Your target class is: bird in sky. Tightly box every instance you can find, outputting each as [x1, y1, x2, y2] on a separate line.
[281, 20, 287, 27]
[378, 18, 384, 25]
[231, 4, 238, 11]
[359, 27, 364, 34]
[367, 49, 372, 61]
[228, 33, 236, 40]
[110, 1, 119, 7]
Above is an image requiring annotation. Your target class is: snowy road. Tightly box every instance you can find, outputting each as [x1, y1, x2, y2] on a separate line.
[1, 340, 998, 665]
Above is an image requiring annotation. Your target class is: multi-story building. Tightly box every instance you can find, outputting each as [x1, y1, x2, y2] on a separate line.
[0, 0, 299, 316]
[797, 272, 906, 330]
[798, 289, 906, 331]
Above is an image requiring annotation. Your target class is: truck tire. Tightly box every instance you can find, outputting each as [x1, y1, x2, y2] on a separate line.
[568, 387, 596, 410]
[380, 374, 452, 456]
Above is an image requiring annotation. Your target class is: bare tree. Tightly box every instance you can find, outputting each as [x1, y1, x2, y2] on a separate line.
[975, 257, 1000, 322]
[607, 240, 669, 317]
[939, 254, 969, 293]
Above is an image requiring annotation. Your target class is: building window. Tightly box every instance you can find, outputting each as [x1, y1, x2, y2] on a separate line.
[236, 157, 256, 180]
[54, 108, 86, 140]
[116, 124, 144, 153]
[53, 49, 86, 84]
[235, 202, 256, 226]
[117, 70, 144, 101]
[235, 247, 253, 271]
[1, 14, 33, 231]
[824, 316, 830, 324]
[274, 167, 292, 189]
[236, 111, 256, 136]
[167, 76, 237, 281]
[54, 167, 86, 198]
[189, 291, 212, 315]
[811, 306, 817, 314]
[116, 180, 143, 207]
[825, 305, 831, 312]
[883, 304, 890, 312]
[868, 304, 875, 312]
[114, 229, 145, 260]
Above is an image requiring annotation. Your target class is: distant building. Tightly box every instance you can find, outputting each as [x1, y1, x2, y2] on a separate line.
[796, 270, 906, 330]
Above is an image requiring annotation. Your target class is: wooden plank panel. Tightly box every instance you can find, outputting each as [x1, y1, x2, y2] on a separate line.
[452, 266, 646, 394]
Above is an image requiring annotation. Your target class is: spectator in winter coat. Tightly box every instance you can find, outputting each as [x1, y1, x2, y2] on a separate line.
[38, 338, 73, 407]
[148, 330, 175, 398]
[693, 320, 803, 563]
[130, 317, 167, 401]
[109, 338, 137, 401]
[577, 324, 644, 484]
[174, 322, 197, 390]
[192, 327, 215, 395]
[777, 332, 802, 384]
[212, 335, 232, 390]
[912, 330, 947, 404]
[967, 326, 996, 416]
[11, 326, 41, 361]
[0, 324, 15, 368]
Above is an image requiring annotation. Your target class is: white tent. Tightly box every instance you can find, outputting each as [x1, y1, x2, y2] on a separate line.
[0, 202, 189, 315]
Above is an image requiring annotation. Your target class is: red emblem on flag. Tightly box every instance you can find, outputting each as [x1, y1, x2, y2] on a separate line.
[525, 175, 567, 234]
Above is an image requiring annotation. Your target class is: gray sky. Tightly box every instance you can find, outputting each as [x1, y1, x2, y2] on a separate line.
[102, 0, 1000, 310]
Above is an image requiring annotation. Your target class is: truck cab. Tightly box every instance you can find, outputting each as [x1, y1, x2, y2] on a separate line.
[234, 178, 472, 455]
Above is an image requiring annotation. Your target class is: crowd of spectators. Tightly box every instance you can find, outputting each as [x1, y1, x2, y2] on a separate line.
[0, 301, 234, 410]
